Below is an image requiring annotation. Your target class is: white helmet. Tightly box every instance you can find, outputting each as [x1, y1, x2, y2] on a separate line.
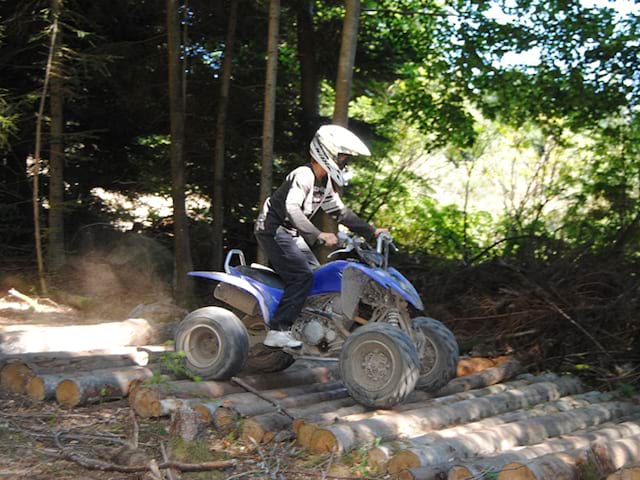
[309, 124, 371, 187]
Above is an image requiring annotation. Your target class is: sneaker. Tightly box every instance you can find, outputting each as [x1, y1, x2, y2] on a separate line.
[264, 330, 302, 348]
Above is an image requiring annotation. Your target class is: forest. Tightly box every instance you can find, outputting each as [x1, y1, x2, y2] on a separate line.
[0, 0, 639, 389]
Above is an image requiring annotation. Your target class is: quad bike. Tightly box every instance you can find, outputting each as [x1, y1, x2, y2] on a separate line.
[174, 232, 458, 408]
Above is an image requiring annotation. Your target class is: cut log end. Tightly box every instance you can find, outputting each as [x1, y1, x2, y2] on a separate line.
[291, 419, 305, 435]
[388, 450, 422, 476]
[214, 407, 238, 431]
[297, 423, 319, 449]
[55, 379, 81, 408]
[368, 446, 392, 473]
[25, 376, 46, 401]
[242, 419, 266, 445]
[447, 465, 475, 480]
[607, 465, 640, 480]
[309, 428, 339, 454]
[192, 404, 213, 424]
[498, 462, 537, 480]
[0, 362, 33, 393]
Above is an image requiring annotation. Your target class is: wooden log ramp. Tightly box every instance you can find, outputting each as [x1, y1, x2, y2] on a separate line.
[129, 364, 338, 417]
[307, 376, 585, 455]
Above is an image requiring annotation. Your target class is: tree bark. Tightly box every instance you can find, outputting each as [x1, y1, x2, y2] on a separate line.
[166, 0, 194, 305]
[257, 0, 280, 264]
[211, 0, 238, 271]
[308, 377, 583, 454]
[55, 366, 154, 408]
[47, 0, 65, 271]
[387, 401, 640, 475]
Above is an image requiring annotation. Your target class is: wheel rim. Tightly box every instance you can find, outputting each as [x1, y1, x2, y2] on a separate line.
[350, 339, 397, 392]
[184, 323, 222, 369]
[417, 333, 438, 375]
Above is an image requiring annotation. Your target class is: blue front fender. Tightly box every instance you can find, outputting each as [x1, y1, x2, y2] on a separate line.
[343, 264, 424, 311]
[188, 271, 277, 324]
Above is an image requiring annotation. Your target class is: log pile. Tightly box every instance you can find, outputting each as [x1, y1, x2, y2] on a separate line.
[3, 348, 639, 480]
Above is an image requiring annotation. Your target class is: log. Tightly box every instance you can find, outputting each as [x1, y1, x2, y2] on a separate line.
[295, 375, 554, 450]
[0, 318, 158, 354]
[26, 372, 68, 401]
[2, 349, 155, 396]
[368, 391, 611, 473]
[55, 366, 154, 408]
[449, 419, 640, 480]
[436, 358, 522, 396]
[456, 356, 510, 377]
[0, 348, 152, 370]
[0, 361, 33, 393]
[607, 464, 640, 480]
[169, 407, 206, 443]
[591, 434, 640, 474]
[329, 373, 559, 426]
[131, 365, 337, 418]
[241, 397, 357, 444]
[387, 401, 640, 475]
[309, 377, 583, 454]
[215, 386, 348, 428]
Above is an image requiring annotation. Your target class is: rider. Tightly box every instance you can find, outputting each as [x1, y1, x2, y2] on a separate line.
[255, 124, 388, 348]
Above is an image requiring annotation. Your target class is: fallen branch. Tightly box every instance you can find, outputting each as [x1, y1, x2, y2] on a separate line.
[231, 376, 296, 419]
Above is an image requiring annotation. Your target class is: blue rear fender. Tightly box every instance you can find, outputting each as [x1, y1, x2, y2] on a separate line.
[188, 271, 281, 325]
[342, 263, 424, 312]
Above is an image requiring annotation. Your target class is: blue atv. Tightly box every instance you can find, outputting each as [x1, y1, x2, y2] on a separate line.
[174, 232, 458, 408]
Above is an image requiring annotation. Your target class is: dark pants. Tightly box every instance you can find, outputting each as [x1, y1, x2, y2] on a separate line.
[255, 227, 318, 330]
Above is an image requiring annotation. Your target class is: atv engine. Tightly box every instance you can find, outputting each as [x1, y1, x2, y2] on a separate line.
[292, 295, 348, 355]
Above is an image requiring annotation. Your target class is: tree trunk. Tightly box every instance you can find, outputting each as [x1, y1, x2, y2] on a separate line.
[130, 364, 337, 417]
[47, 0, 65, 271]
[0, 318, 157, 354]
[166, 0, 193, 305]
[332, 0, 360, 126]
[55, 366, 154, 407]
[32, 0, 63, 294]
[26, 372, 68, 401]
[437, 358, 522, 396]
[308, 377, 583, 454]
[257, 0, 280, 264]
[297, 0, 319, 139]
[387, 401, 640, 475]
[316, 0, 361, 262]
[211, 0, 238, 271]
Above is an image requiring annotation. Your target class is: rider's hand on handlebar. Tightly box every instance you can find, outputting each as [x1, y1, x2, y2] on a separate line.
[317, 232, 338, 247]
[374, 228, 390, 238]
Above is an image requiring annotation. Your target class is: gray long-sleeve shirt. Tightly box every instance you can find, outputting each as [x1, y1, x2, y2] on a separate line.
[255, 164, 375, 246]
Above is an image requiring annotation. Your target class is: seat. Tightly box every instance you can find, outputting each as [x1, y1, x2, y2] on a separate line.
[236, 265, 285, 289]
